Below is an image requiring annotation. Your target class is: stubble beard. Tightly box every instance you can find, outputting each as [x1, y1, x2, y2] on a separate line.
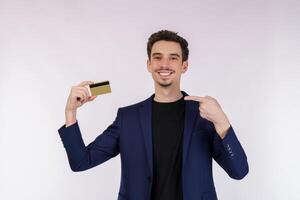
[158, 82, 172, 87]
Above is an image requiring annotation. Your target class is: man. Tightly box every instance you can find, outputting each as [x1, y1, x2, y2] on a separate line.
[58, 30, 249, 200]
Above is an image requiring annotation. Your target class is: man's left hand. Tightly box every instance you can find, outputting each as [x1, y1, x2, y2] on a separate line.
[184, 95, 231, 139]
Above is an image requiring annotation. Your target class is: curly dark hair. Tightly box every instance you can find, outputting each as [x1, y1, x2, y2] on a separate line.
[147, 30, 189, 62]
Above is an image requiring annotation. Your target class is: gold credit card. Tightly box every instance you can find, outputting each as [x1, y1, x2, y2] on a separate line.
[88, 80, 111, 96]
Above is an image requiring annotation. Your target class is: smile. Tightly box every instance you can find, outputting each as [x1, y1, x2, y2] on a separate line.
[157, 71, 174, 77]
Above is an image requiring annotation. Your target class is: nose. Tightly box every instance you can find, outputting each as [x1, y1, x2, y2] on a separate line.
[159, 57, 170, 68]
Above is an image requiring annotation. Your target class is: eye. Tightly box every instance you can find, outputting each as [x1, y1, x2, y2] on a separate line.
[153, 56, 161, 60]
[171, 57, 178, 60]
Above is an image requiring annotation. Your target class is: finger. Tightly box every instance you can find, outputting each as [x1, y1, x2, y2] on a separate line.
[76, 87, 90, 98]
[199, 103, 206, 110]
[75, 93, 87, 102]
[77, 80, 94, 87]
[74, 91, 87, 102]
[184, 95, 205, 102]
[206, 96, 217, 103]
[88, 96, 97, 101]
[72, 86, 90, 100]
[199, 112, 206, 119]
[199, 107, 205, 113]
[75, 93, 85, 102]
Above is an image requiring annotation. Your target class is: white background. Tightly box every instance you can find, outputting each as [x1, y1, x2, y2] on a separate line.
[0, 0, 299, 199]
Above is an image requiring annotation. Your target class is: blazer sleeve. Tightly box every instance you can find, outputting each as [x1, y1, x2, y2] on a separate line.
[211, 124, 249, 180]
[57, 108, 122, 172]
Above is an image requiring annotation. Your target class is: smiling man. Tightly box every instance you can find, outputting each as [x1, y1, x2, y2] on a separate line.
[58, 30, 249, 200]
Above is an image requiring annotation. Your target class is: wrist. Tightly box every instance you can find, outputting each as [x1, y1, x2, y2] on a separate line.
[214, 120, 231, 139]
[65, 109, 77, 127]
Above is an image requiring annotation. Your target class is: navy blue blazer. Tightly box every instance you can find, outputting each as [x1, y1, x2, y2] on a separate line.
[58, 91, 249, 200]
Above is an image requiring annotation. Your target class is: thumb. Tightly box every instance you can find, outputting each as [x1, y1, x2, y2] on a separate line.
[88, 96, 97, 101]
[78, 80, 94, 87]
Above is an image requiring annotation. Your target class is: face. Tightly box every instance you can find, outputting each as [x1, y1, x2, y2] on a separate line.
[147, 40, 188, 88]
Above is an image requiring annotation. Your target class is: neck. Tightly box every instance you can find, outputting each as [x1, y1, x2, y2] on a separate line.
[153, 83, 183, 103]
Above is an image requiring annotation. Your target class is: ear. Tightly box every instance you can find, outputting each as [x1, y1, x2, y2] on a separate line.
[182, 61, 188, 73]
[147, 59, 151, 72]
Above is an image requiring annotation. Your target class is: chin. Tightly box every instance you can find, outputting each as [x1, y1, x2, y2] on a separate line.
[157, 81, 172, 87]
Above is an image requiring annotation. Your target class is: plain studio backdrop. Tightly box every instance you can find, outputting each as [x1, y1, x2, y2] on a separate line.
[0, 0, 299, 199]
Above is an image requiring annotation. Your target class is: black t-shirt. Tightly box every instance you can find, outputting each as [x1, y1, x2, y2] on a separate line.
[150, 95, 185, 200]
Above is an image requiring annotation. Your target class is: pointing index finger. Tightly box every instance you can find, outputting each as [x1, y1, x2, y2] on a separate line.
[184, 95, 205, 102]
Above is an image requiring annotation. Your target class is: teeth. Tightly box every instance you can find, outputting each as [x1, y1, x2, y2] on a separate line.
[160, 72, 170, 76]
[158, 72, 172, 76]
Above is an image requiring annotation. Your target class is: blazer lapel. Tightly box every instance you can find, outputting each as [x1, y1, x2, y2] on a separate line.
[181, 91, 199, 168]
[139, 95, 154, 176]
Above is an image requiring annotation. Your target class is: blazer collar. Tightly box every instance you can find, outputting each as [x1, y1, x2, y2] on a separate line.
[138, 90, 199, 176]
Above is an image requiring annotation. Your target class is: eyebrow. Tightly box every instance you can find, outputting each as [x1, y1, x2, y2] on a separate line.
[170, 53, 180, 58]
[151, 52, 181, 58]
[151, 53, 162, 57]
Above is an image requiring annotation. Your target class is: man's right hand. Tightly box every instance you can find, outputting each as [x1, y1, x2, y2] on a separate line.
[65, 81, 97, 127]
